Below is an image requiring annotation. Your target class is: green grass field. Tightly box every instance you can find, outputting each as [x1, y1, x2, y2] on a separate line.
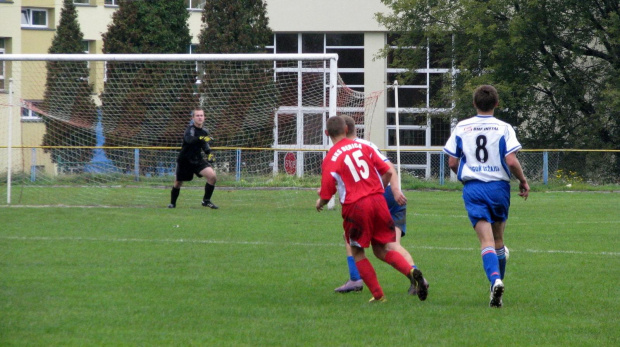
[1, 189, 619, 346]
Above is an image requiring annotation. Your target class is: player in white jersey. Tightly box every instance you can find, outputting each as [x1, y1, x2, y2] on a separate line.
[443, 85, 529, 308]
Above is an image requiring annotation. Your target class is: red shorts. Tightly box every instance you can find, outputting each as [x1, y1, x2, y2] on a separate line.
[342, 193, 396, 248]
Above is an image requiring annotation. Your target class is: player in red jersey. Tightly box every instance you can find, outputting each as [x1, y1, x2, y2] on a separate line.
[316, 116, 428, 302]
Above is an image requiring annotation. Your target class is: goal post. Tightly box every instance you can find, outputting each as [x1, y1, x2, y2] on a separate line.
[0, 53, 381, 207]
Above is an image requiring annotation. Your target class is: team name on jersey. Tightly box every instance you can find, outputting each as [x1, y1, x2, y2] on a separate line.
[465, 126, 500, 132]
[331, 143, 363, 161]
[470, 165, 501, 172]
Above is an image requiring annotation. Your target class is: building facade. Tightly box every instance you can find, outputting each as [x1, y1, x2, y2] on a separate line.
[0, 0, 452, 177]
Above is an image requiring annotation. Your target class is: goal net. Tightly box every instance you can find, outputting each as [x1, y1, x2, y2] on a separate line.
[0, 54, 382, 208]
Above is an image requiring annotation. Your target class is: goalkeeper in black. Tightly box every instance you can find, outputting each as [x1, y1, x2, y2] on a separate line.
[168, 108, 218, 209]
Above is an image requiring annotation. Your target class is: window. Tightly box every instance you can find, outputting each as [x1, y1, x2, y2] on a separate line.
[188, 44, 199, 54]
[21, 101, 43, 121]
[385, 33, 453, 149]
[0, 38, 5, 90]
[21, 8, 48, 28]
[104, 0, 118, 5]
[185, 0, 205, 10]
[273, 33, 365, 90]
[272, 33, 366, 146]
[325, 34, 364, 91]
[73, 0, 90, 4]
[82, 41, 90, 54]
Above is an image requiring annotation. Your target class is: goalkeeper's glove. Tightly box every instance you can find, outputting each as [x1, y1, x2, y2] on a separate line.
[207, 153, 216, 163]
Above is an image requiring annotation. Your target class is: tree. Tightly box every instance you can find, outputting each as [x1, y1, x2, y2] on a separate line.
[196, 0, 276, 149]
[41, 0, 98, 170]
[198, 0, 272, 54]
[101, 0, 198, 173]
[377, 0, 620, 181]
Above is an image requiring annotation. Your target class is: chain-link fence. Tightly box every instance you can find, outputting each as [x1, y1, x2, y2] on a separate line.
[2, 148, 618, 200]
[386, 150, 620, 185]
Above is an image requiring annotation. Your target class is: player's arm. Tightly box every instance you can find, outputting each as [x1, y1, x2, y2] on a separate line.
[203, 141, 216, 162]
[369, 148, 392, 188]
[364, 140, 407, 205]
[183, 126, 202, 144]
[448, 156, 459, 175]
[386, 161, 407, 205]
[316, 165, 336, 212]
[505, 152, 530, 200]
[316, 198, 330, 212]
[380, 170, 392, 189]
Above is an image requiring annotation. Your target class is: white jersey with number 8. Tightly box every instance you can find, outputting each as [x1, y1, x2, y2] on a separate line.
[443, 115, 522, 182]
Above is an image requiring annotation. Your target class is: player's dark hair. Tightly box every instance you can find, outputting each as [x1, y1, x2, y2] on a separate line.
[326, 116, 346, 137]
[473, 85, 499, 112]
[341, 115, 356, 137]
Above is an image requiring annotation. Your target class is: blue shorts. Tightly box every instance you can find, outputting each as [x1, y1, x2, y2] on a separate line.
[462, 180, 511, 227]
[383, 188, 407, 236]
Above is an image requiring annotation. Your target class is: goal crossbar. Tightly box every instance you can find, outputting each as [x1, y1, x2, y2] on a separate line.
[0, 53, 339, 62]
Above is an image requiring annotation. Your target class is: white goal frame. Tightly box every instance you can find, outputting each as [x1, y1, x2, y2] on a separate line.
[1, 53, 339, 204]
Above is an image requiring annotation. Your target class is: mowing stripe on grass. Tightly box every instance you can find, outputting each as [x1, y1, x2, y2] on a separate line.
[2, 235, 618, 257]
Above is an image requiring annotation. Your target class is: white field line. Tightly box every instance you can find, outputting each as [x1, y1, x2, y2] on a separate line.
[2, 235, 618, 257]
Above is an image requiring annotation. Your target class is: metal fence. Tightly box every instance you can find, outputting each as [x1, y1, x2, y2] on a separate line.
[2, 148, 619, 189]
[389, 150, 620, 185]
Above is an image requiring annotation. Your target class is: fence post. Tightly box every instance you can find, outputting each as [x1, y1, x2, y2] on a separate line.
[439, 152, 445, 185]
[134, 148, 140, 181]
[543, 151, 549, 185]
[30, 148, 37, 182]
[236, 149, 241, 182]
[7, 78, 13, 204]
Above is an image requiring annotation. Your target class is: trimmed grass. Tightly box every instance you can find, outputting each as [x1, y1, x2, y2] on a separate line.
[1, 190, 619, 346]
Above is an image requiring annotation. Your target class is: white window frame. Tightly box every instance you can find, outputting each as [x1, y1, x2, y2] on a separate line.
[0, 38, 5, 91]
[271, 33, 366, 149]
[188, 44, 202, 83]
[21, 8, 48, 28]
[82, 41, 92, 80]
[104, 0, 118, 6]
[21, 101, 43, 122]
[73, 0, 90, 5]
[386, 38, 452, 150]
[185, 0, 205, 10]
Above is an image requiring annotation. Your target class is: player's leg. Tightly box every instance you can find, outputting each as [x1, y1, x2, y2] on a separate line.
[475, 220, 504, 307]
[488, 184, 510, 280]
[373, 193, 429, 301]
[199, 166, 218, 209]
[492, 221, 508, 279]
[394, 227, 414, 264]
[343, 200, 383, 301]
[371, 194, 413, 274]
[464, 181, 504, 306]
[475, 221, 502, 285]
[375, 241, 429, 301]
[390, 198, 414, 264]
[389, 201, 425, 295]
[334, 233, 363, 293]
[169, 180, 183, 207]
[351, 246, 384, 301]
[169, 163, 189, 208]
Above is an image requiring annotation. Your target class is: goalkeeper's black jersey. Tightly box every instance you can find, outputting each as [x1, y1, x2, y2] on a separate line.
[177, 124, 211, 165]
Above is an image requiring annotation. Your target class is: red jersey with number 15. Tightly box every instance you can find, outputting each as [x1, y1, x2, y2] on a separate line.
[319, 138, 391, 205]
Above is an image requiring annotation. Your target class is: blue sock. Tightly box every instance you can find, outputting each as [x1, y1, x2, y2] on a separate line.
[496, 246, 506, 280]
[347, 256, 361, 281]
[481, 247, 501, 285]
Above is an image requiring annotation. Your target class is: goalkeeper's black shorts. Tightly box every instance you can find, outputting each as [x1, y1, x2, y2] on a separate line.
[175, 159, 212, 181]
